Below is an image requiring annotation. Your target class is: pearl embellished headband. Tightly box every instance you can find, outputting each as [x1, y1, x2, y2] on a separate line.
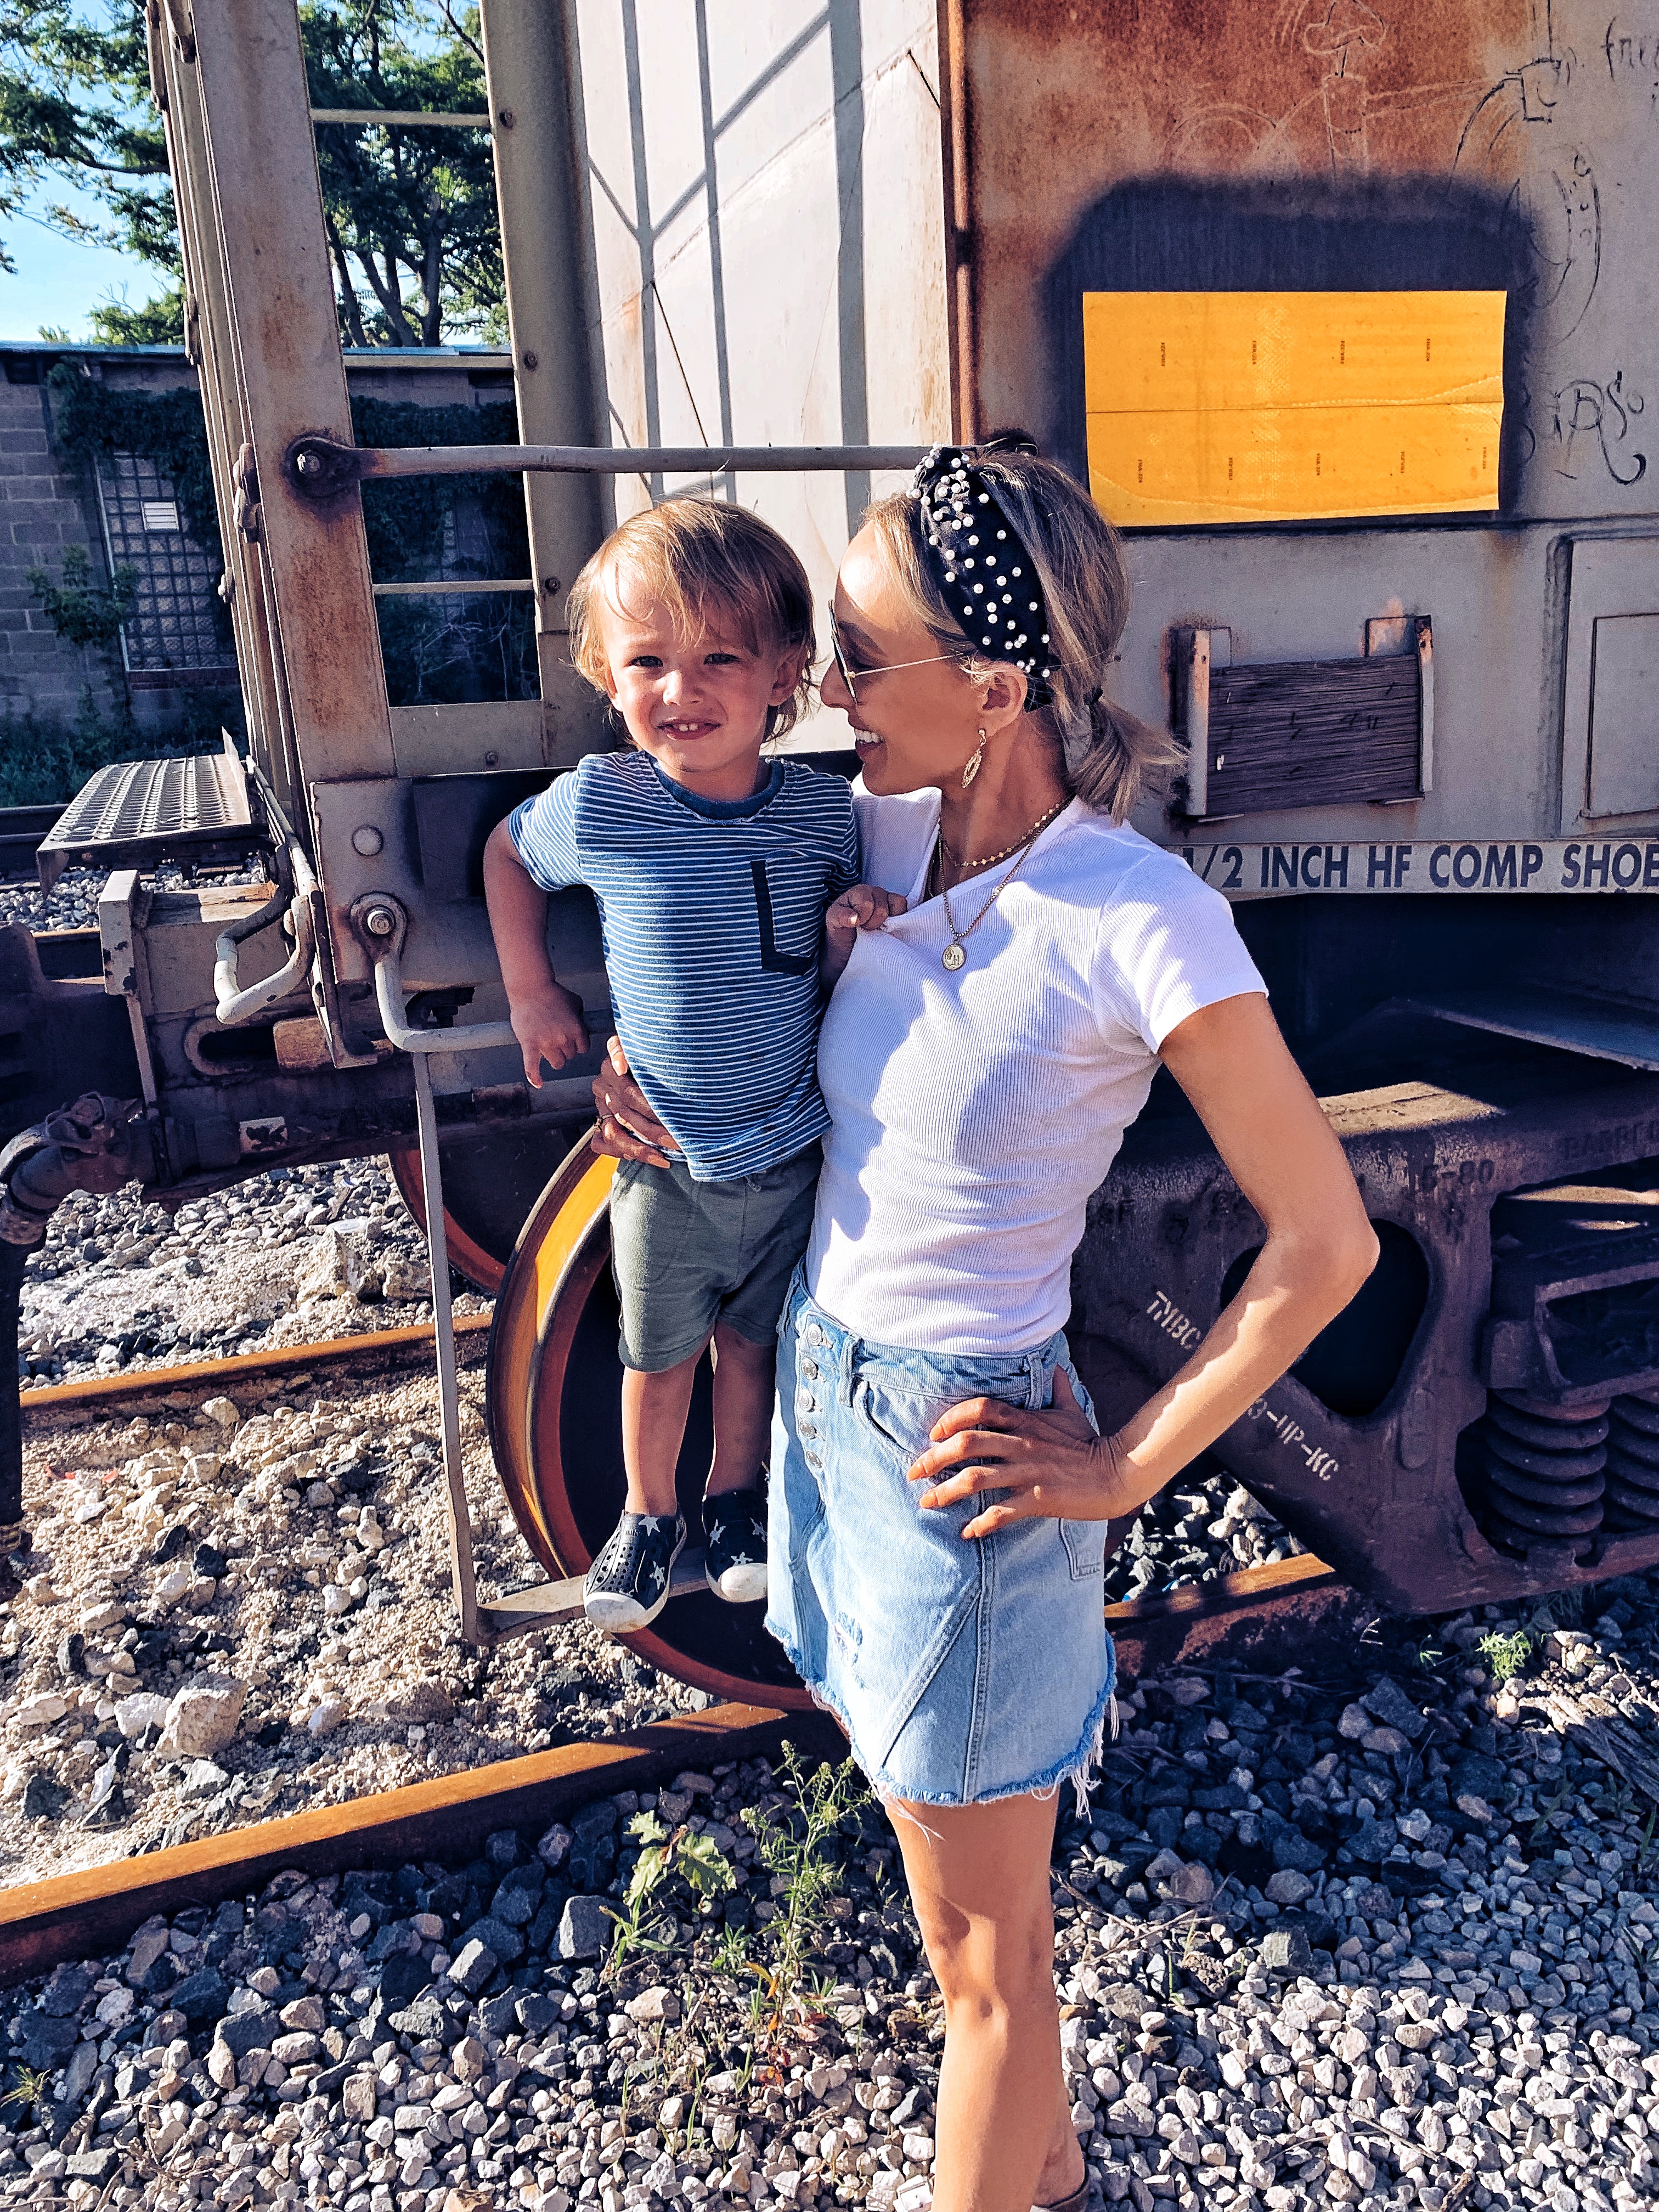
[912, 442, 1058, 709]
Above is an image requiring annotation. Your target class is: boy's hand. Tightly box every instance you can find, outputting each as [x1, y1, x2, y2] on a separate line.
[511, 983, 589, 1086]
[822, 883, 906, 986]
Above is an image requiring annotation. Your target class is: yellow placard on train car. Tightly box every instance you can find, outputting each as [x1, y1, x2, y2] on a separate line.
[1084, 292, 1506, 527]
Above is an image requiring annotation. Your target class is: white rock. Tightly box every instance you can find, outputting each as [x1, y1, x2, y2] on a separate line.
[153, 1568, 193, 1609]
[297, 1231, 372, 1304]
[538, 1821, 572, 1870]
[626, 1987, 680, 2024]
[184, 1760, 230, 1796]
[183, 1452, 222, 1483]
[1359, 1725, 1409, 1756]
[158, 1674, 246, 1758]
[1168, 1861, 1215, 1906]
[13, 1691, 68, 1730]
[1265, 1869, 1316, 1905]
[1337, 1703, 1371, 1740]
[1396, 1809, 1432, 1843]
[381, 1254, 430, 1302]
[307, 1695, 346, 1736]
[79, 1599, 127, 1635]
[114, 1692, 171, 1740]
[200, 1396, 240, 1428]
[322, 1585, 352, 1619]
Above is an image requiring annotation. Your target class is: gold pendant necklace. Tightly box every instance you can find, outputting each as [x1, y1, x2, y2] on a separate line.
[938, 826, 1045, 969]
[934, 795, 1065, 969]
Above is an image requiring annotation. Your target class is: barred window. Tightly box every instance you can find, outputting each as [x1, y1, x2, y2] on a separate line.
[94, 451, 236, 685]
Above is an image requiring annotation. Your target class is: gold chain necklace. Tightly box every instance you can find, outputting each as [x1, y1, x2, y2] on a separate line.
[935, 825, 1047, 970]
[938, 796, 1067, 874]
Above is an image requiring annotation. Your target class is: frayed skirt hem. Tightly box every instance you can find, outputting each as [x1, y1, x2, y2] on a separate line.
[764, 1617, 1117, 1816]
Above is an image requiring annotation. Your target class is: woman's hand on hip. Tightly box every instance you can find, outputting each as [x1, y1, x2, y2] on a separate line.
[590, 1034, 681, 1170]
[907, 1369, 1130, 1539]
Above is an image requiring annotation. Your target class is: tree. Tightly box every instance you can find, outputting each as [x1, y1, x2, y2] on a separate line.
[0, 1, 173, 314]
[0, 0, 501, 347]
[305, 2, 503, 348]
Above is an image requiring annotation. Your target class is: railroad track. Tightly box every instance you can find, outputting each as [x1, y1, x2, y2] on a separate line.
[12, 1327, 1363, 1989]
[0, 803, 64, 882]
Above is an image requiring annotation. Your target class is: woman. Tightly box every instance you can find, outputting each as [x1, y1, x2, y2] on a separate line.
[590, 436, 1378, 2212]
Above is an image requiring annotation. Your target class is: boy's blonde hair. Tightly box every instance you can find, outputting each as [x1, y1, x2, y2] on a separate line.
[568, 498, 816, 739]
[865, 437, 1179, 820]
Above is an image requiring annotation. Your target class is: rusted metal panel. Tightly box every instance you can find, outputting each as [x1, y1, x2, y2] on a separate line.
[478, 0, 609, 766]
[1070, 1039, 1659, 1616]
[958, 0, 1658, 526]
[153, 10, 297, 816]
[188, 0, 396, 789]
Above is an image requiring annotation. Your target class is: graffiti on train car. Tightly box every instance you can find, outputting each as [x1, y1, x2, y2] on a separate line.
[1181, 837, 1659, 895]
[960, 0, 1654, 520]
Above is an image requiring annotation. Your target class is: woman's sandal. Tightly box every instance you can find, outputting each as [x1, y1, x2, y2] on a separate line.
[1032, 2182, 1090, 2212]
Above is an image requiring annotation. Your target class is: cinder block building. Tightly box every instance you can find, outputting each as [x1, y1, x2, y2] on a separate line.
[0, 342, 518, 742]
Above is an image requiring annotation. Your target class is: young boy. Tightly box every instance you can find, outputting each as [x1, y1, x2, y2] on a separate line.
[484, 499, 874, 1633]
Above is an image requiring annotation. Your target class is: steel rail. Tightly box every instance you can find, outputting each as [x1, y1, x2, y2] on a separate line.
[0, 1556, 1358, 1988]
[18, 1313, 494, 1417]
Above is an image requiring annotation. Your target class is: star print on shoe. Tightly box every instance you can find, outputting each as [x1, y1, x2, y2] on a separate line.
[702, 1488, 768, 1604]
[583, 1511, 686, 1633]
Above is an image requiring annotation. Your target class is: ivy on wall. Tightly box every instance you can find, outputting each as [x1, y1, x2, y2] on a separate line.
[42, 371, 538, 707]
[43, 363, 223, 552]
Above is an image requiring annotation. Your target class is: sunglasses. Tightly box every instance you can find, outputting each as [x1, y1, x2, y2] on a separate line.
[826, 603, 953, 703]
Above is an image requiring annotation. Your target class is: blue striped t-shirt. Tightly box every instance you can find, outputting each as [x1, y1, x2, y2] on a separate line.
[507, 752, 860, 1180]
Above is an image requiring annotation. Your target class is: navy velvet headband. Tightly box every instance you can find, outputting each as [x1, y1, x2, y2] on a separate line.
[912, 441, 1057, 709]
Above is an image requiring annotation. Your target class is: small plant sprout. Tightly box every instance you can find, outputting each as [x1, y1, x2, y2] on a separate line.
[740, 1744, 871, 2049]
[1477, 1628, 1532, 1684]
[0, 2067, 52, 2125]
[603, 1807, 736, 1983]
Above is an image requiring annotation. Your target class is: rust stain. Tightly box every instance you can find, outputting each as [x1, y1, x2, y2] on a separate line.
[961, 1, 1539, 441]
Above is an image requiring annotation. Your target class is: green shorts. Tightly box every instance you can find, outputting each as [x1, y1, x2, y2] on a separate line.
[608, 1141, 823, 1373]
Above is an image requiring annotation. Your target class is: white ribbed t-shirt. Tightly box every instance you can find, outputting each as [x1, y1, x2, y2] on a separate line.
[805, 788, 1267, 1354]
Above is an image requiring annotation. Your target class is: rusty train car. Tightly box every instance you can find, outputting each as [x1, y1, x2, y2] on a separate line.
[7, 0, 1659, 1703]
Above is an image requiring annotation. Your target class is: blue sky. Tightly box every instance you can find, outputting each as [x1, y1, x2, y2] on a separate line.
[2, 184, 159, 342]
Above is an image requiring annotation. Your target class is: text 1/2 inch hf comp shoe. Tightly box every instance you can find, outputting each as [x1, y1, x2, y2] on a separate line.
[702, 1488, 768, 1603]
[583, 1511, 686, 1632]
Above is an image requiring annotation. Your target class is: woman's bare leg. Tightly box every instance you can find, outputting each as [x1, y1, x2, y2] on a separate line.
[890, 1791, 1087, 2212]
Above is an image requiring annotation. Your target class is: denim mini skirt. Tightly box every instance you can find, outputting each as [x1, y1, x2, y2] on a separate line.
[764, 1267, 1116, 1809]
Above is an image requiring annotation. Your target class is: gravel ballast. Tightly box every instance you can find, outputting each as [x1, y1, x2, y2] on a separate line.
[3, 1584, 1659, 2212]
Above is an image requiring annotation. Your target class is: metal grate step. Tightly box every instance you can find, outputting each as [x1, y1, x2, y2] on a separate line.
[37, 749, 255, 894]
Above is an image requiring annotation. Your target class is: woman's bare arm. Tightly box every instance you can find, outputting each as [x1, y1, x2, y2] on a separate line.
[590, 1034, 680, 1168]
[909, 992, 1379, 1538]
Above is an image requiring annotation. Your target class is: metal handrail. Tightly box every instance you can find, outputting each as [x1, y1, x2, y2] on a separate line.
[362, 899, 518, 1057]
[287, 435, 930, 498]
[213, 839, 318, 1026]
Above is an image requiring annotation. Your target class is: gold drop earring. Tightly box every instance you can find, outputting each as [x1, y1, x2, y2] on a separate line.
[961, 727, 986, 788]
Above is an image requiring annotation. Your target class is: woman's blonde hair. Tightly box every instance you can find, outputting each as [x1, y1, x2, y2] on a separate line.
[865, 433, 1178, 819]
[568, 498, 815, 738]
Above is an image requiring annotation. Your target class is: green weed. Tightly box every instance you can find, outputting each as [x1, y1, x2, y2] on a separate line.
[604, 1806, 736, 1984]
[740, 1745, 871, 2049]
[1477, 1628, 1533, 1684]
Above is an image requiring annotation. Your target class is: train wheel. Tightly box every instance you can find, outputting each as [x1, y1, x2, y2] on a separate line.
[487, 1131, 811, 1711]
[390, 1118, 589, 1294]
